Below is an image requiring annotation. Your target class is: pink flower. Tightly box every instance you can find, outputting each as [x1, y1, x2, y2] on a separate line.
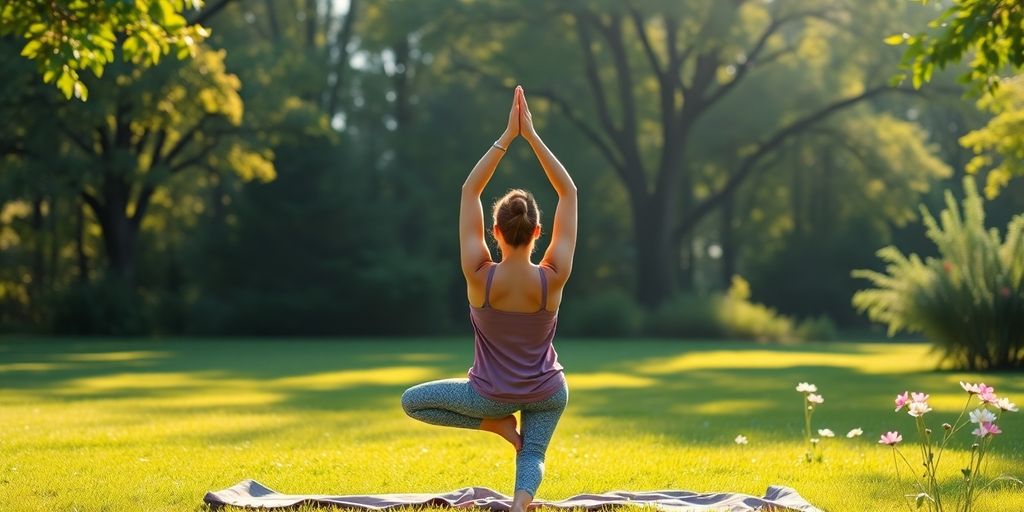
[879, 431, 903, 445]
[807, 393, 824, 404]
[972, 422, 1002, 438]
[911, 392, 929, 403]
[977, 384, 999, 404]
[894, 392, 910, 411]
[796, 382, 818, 393]
[960, 381, 980, 394]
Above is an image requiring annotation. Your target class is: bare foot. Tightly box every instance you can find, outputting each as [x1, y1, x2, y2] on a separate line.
[480, 415, 522, 451]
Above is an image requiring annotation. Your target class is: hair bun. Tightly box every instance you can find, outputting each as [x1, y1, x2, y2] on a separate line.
[510, 196, 528, 216]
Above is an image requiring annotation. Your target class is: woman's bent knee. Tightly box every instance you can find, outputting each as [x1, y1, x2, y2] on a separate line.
[400, 386, 419, 416]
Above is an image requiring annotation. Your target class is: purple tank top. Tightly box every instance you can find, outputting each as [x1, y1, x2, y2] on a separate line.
[467, 264, 566, 403]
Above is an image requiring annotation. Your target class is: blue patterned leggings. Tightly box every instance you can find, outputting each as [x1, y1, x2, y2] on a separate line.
[400, 378, 569, 497]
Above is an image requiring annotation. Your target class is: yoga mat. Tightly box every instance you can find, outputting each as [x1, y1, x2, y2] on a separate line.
[204, 480, 824, 512]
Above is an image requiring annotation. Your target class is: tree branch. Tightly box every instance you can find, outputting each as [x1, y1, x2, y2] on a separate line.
[533, 88, 628, 178]
[160, 117, 208, 165]
[673, 85, 909, 239]
[574, 11, 621, 140]
[627, 5, 664, 79]
[187, 0, 237, 25]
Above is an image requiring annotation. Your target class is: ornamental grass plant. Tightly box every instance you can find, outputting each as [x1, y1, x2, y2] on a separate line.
[853, 176, 1024, 370]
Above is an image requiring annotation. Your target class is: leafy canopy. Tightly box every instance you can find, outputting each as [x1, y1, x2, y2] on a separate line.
[1, 0, 209, 100]
[886, 0, 1024, 94]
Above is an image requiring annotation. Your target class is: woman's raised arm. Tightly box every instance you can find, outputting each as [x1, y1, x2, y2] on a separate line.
[459, 86, 521, 278]
[519, 88, 577, 279]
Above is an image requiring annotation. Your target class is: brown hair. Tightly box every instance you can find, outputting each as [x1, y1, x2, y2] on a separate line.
[492, 189, 541, 248]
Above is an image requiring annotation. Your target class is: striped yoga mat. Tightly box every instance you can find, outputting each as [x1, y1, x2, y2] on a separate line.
[204, 480, 823, 512]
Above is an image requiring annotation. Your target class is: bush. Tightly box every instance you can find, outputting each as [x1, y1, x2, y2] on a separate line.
[50, 277, 152, 335]
[718, 276, 796, 342]
[852, 177, 1024, 370]
[795, 315, 839, 342]
[645, 276, 807, 342]
[559, 290, 645, 337]
[646, 292, 723, 338]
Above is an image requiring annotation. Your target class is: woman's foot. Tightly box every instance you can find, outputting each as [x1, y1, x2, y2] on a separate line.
[480, 415, 522, 451]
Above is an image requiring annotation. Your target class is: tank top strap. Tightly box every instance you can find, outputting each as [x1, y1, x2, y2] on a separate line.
[538, 266, 548, 311]
[483, 264, 497, 308]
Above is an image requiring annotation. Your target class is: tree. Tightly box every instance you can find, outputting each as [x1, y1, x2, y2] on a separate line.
[0, 0, 235, 100]
[452, 0, 929, 306]
[961, 77, 1024, 197]
[2, 43, 274, 283]
[887, 0, 1024, 94]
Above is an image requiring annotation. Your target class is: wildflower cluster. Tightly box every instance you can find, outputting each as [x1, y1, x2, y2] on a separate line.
[881, 382, 1018, 511]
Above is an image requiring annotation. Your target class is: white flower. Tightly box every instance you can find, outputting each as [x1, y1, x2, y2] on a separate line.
[734, 435, 748, 445]
[807, 393, 824, 404]
[969, 408, 997, 424]
[818, 428, 835, 438]
[907, 401, 932, 417]
[847, 428, 863, 438]
[796, 382, 818, 393]
[995, 398, 1018, 412]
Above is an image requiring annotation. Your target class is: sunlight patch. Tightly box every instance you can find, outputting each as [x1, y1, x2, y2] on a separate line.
[273, 366, 439, 391]
[567, 372, 657, 389]
[0, 362, 70, 372]
[634, 346, 939, 375]
[56, 351, 172, 362]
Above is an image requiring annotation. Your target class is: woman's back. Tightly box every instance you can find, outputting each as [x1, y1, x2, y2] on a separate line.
[467, 263, 565, 403]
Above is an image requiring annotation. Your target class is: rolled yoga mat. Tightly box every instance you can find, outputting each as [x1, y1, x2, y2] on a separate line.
[204, 480, 824, 512]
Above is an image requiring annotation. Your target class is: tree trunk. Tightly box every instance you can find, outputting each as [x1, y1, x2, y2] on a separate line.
[90, 178, 139, 283]
[76, 200, 89, 284]
[30, 196, 45, 299]
[720, 189, 736, 287]
[632, 197, 673, 308]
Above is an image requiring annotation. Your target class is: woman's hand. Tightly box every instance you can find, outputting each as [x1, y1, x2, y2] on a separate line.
[519, 86, 539, 142]
[500, 86, 523, 146]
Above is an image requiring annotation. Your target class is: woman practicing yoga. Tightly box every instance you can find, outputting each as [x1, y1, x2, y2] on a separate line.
[401, 85, 577, 512]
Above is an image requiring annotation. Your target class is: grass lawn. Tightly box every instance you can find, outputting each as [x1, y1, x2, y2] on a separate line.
[0, 338, 1021, 512]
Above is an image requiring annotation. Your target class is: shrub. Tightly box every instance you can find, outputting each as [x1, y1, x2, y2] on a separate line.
[852, 177, 1024, 370]
[646, 292, 723, 339]
[50, 277, 152, 335]
[795, 315, 839, 342]
[646, 276, 806, 342]
[559, 290, 645, 337]
[719, 276, 796, 342]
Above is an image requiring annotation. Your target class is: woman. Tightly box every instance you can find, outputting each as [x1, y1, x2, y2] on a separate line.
[401, 85, 577, 512]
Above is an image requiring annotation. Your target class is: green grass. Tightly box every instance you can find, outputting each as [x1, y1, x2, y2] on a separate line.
[0, 338, 1021, 512]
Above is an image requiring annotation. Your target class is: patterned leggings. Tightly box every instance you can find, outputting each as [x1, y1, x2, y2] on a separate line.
[400, 378, 569, 497]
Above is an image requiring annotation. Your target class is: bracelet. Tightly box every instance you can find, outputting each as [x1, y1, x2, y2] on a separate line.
[491, 140, 507, 152]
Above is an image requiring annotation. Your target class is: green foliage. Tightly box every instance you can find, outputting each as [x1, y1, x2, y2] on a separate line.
[1, 0, 210, 100]
[646, 293, 724, 339]
[960, 77, 1024, 197]
[719, 276, 797, 342]
[560, 290, 645, 338]
[853, 177, 1024, 370]
[887, 0, 1024, 94]
[795, 316, 839, 342]
[646, 276, 809, 342]
[50, 278, 151, 335]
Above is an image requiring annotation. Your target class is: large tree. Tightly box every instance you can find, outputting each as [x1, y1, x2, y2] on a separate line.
[453, 0, 933, 306]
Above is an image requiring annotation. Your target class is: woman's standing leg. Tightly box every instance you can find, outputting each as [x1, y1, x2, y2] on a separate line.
[512, 383, 569, 511]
